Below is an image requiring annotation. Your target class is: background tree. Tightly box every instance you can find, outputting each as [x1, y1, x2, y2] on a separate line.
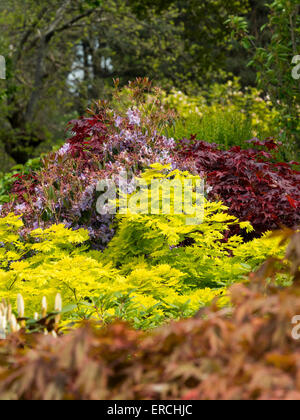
[227, 0, 300, 157]
[3, 0, 251, 165]
[0, 0, 102, 164]
[1, 0, 296, 166]
[70, 0, 200, 114]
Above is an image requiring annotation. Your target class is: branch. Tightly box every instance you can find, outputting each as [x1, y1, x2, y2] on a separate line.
[14, 7, 49, 64]
[44, 0, 72, 40]
[26, 0, 72, 49]
[23, 4, 101, 122]
[55, 9, 99, 34]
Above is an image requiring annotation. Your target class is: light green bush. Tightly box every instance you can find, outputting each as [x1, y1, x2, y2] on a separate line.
[0, 166, 286, 329]
[164, 79, 280, 149]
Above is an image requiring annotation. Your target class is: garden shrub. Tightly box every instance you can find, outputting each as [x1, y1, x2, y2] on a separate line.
[171, 109, 254, 150]
[103, 164, 284, 289]
[0, 213, 227, 329]
[164, 79, 280, 148]
[1, 80, 296, 243]
[0, 158, 41, 205]
[0, 183, 285, 329]
[0, 229, 298, 400]
[0, 75, 298, 399]
[176, 138, 300, 236]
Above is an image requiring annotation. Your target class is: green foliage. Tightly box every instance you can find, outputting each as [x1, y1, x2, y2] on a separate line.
[129, 0, 250, 85]
[0, 0, 100, 164]
[0, 231, 299, 400]
[165, 79, 280, 149]
[0, 173, 15, 205]
[0, 0, 268, 166]
[0, 167, 286, 329]
[103, 165, 284, 289]
[0, 213, 227, 330]
[171, 110, 254, 150]
[227, 0, 300, 158]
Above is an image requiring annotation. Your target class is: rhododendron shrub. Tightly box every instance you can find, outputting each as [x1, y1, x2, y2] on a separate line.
[175, 138, 300, 236]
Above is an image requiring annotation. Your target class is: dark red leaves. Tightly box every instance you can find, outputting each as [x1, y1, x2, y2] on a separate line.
[175, 138, 300, 236]
[66, 111, 112, 162]
[246, 137, 281, 150]
[10, 173, 38, 202]
[287, 195, 297, 209]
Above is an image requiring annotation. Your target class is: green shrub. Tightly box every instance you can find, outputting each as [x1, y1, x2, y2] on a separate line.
[0, 166, 286, 329]
[103, 164, 284, 288]
[0, 213, 227, 330]
[0, 234, 299, 400]
[170, 109, 254, 149]
[164, 79, 280, 150]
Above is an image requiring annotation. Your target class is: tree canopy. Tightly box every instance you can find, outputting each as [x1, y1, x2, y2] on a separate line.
[0, 0, 295, 165]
